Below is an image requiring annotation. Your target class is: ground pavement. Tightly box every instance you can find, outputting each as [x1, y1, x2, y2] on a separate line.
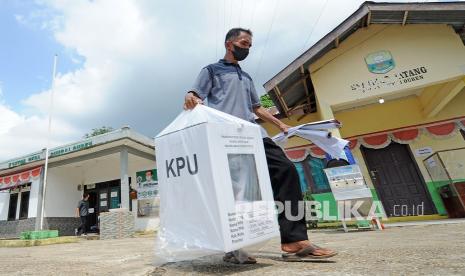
[1, 222, 464, 275]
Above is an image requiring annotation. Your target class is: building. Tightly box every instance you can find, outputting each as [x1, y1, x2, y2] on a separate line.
[0, 127, 158, 238]
[261, 1, 465, 219]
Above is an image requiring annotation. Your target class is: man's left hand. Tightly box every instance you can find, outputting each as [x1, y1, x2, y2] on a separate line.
[279, 123, 291, 134]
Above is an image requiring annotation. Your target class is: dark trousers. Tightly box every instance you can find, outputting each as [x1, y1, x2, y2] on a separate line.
[263, 137, 308, 244]
[77, 215, 87, 235]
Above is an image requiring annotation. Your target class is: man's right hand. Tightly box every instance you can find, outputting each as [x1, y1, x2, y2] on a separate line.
[184, 92, 203, 110]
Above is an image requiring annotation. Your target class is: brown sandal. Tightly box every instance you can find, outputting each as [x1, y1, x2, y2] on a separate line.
[282, 244, 337, 262]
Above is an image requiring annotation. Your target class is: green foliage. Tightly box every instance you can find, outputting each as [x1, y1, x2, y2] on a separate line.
[303, 191, 318, 229]
[83, 126, 114, 138]
[260, 94, 275, 108]
[303, 190, 314, 201]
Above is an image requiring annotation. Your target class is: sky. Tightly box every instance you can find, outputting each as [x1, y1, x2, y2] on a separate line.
[0, 0, 452, 162]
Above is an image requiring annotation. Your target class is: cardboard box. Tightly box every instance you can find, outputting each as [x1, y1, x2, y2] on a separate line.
[155, 106, 279, 253]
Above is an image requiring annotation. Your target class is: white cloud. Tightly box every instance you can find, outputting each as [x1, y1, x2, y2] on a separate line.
[0, 81, 80, 160]
[0, 104, 23, 136]
[0, 102, 79, 160]
[3, 0, 427, 162]
[14, 14, 26, 25]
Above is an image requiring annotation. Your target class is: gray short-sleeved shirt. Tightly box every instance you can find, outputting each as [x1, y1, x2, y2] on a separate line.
[190, 59, 269, 137]
[77, 200, 89, 217]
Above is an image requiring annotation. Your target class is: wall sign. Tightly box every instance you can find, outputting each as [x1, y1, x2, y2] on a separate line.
[7, 153, 43, 169]
[86, 184, 96, 189]
[365, 50, 395, 74]
[50, 140, 92, 157]
[2, 139, 93, 169]
[415, 147, 434, 157]
[350, 66, 429, 93]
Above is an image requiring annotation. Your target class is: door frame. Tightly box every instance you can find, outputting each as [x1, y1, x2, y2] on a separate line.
[360, 142, 437, 215]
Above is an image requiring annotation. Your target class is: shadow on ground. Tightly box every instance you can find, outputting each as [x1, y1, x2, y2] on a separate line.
[148, 252, 336, 275]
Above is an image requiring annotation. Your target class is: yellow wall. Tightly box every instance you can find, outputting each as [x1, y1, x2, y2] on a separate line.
[260, 23, 465, 216]
[337, 91, 465, 189]
[310, 24, 465, 108]
[260, 22, 465, 190]
[263, 91, 465, 187]
[262, 90, 465, 148]
[336, 90, 465, 138]
[262, 23, 465, 147]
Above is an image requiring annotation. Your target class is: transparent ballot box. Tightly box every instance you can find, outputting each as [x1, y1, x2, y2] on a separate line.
[154, 105, 279, 263]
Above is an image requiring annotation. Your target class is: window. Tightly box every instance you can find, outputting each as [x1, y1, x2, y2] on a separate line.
[8, 193, 18, 221]
[294, 156, 331, 194]
[227, 154, 262, 202]
[19, 191, 30, 220]
[307, 158, 331, 193]
[293, 162, 309, 193]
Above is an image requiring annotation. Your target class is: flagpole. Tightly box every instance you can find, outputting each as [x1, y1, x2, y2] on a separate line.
[40, 54, 57, 230]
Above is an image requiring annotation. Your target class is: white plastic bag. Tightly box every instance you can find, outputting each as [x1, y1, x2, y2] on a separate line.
[154, 105, 279, 264]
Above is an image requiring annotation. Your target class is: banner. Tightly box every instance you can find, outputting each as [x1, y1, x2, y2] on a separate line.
[136, 169, 159, 217]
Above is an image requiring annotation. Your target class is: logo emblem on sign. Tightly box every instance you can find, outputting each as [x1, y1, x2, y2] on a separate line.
[365, 50, 395, 74]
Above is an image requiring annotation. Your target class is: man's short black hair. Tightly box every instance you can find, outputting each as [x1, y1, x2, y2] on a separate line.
[83, 192, 89, 199]
[225, 28, 252, 43]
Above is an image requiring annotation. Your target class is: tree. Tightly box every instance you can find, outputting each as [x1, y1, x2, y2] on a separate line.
[83, 126, 114, 138]
[260, 94, 275, 108]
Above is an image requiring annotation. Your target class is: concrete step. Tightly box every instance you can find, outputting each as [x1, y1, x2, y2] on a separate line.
[0, 236, 79, 247]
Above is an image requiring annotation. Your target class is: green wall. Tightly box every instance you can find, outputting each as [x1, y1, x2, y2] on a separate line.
[311, 181, 465, 219]
[425, 179, 465, 215]
[311, 188, 384, 221]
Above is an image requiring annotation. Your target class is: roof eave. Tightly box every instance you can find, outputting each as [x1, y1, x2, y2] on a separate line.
[263, 1, 465, 93]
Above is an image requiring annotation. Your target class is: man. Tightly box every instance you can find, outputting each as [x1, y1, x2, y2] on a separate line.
[184, 28, 337, 263]
[146, 170, 153, 183]
[75, 193, 90, 236]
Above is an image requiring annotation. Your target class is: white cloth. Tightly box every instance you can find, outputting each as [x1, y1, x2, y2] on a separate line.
[272, 119, 349, 159]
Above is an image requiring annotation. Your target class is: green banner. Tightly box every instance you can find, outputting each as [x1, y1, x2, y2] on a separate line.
[50, 140, 92, 157]
[136, 169, 158, 199]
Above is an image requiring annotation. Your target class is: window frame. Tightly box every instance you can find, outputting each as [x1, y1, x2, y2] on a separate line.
[7, 183, 31, 221]
[8, 193, 18, 221]
[300, 156, 332, 194]
[19, 191, 30, 220]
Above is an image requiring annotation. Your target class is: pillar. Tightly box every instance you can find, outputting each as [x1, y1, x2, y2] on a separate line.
[120, 147, 130, 209]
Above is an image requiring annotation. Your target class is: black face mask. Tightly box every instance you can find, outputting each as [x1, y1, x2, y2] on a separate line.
[232, 44, 249, 61]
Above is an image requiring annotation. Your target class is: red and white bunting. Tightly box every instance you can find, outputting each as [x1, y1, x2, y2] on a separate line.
[285, 149, 309, 162]
[0, 167, 42, 190]
[390, 128, 420, 144]
[423, 122, 458, 139]
[360, 134, 392, 149]
[283, 118, 465, 161]
[348, 138, 359, 150]
[309, 147, 326, 159]
[284, 146, 327, 162]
